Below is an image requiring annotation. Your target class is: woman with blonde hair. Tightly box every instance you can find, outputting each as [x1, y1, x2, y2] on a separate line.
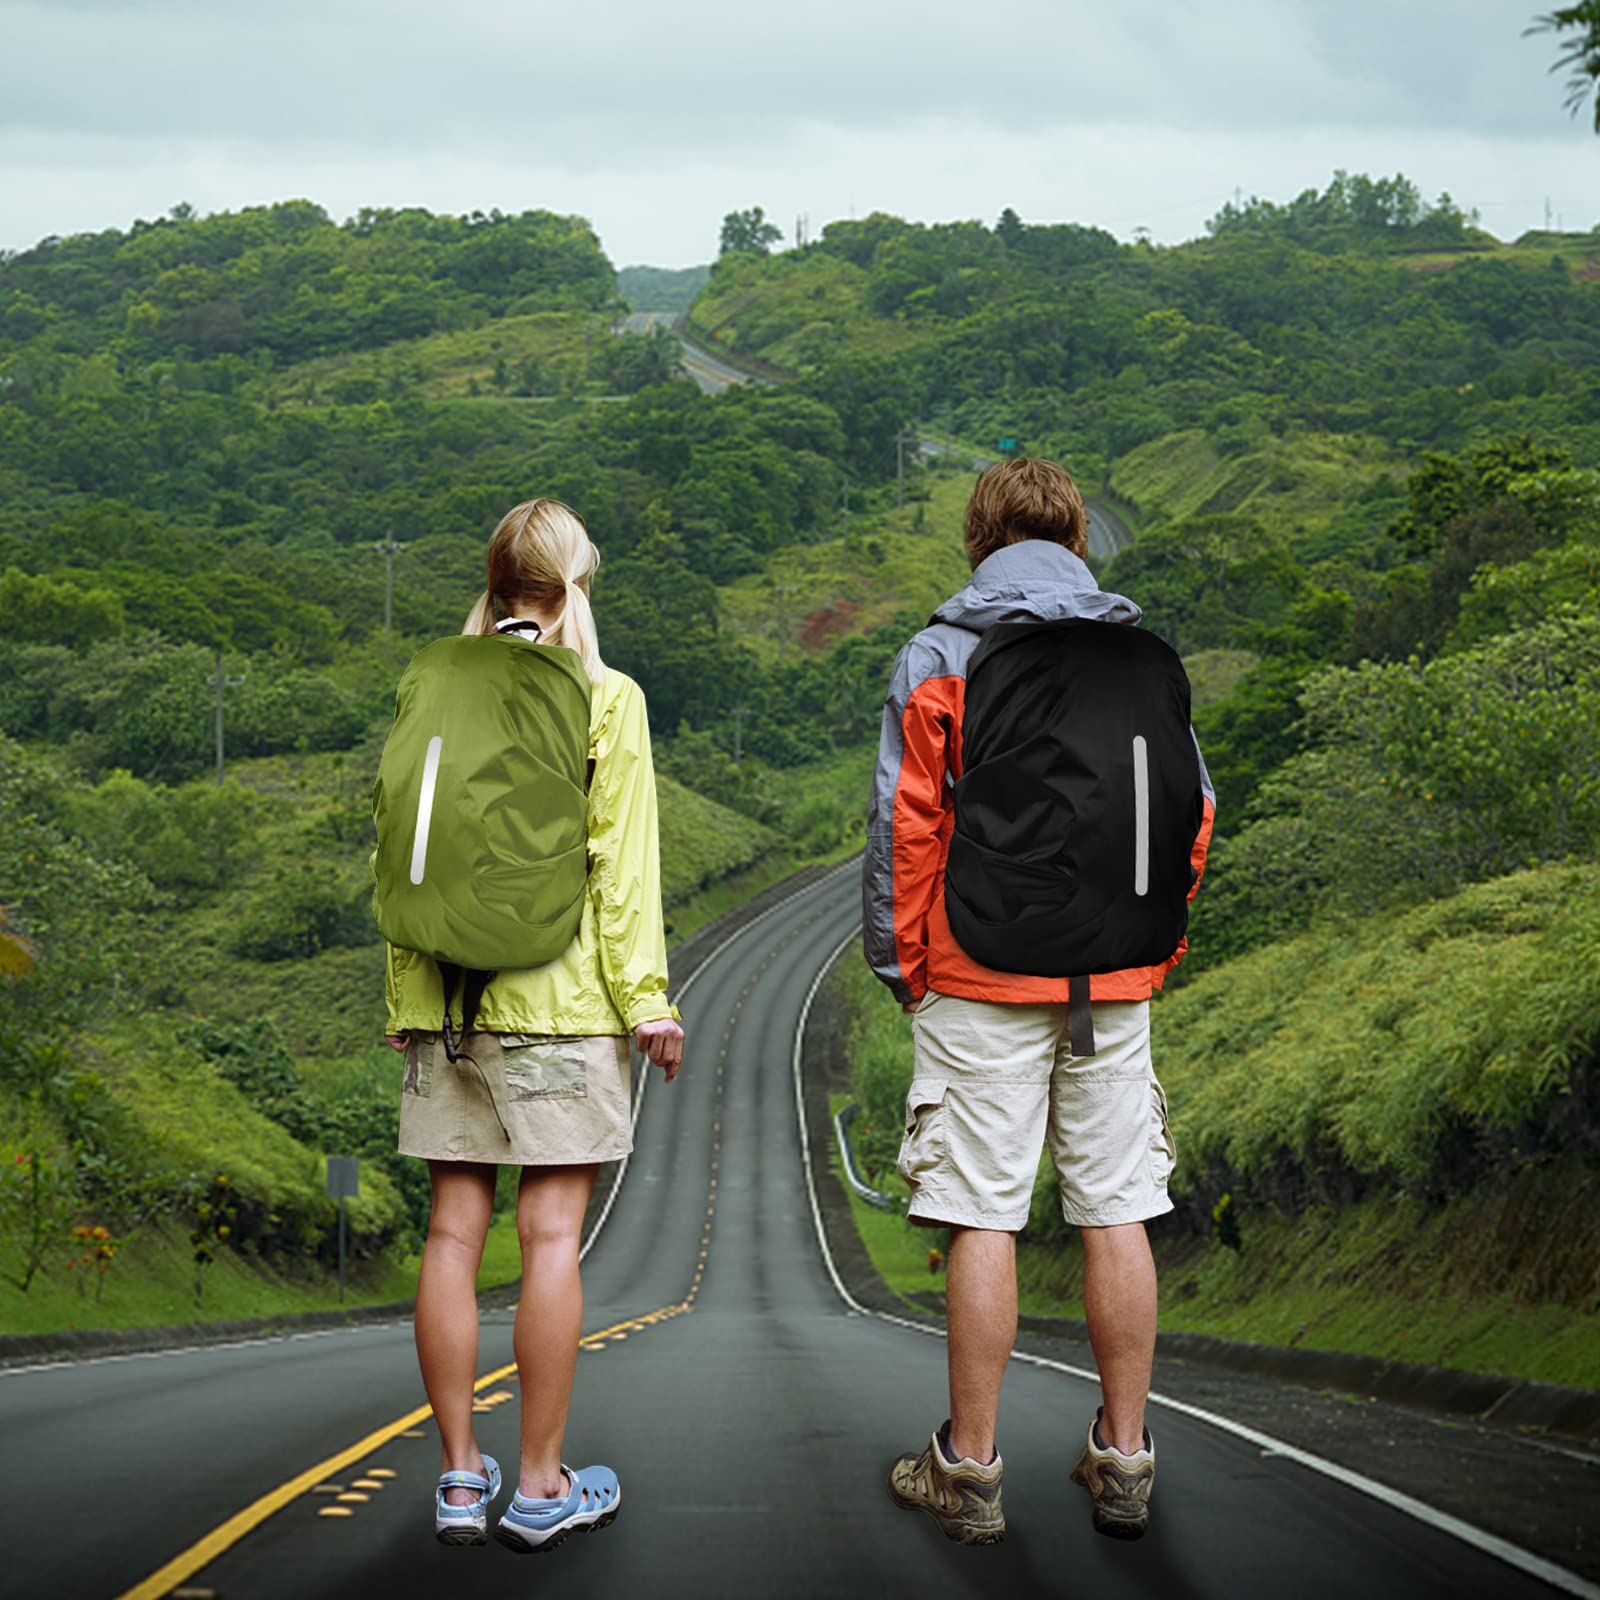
[382, 496, 684, 1553]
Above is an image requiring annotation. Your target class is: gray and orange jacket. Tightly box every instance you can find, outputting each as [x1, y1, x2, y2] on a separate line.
[863, 539, 1217, 1008]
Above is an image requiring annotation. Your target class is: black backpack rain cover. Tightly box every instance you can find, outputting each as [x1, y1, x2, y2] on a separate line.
[945, 619, 1203, 980]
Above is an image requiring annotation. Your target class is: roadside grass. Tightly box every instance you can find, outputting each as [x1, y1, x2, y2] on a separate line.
[827, 863, 1600, 1390]
[0, 1221, 418, 1336]
[825, 1092, 942, 1303]
[1013, 1178, 1600, 1390]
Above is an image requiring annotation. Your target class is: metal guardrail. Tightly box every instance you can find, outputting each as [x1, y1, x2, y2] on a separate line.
[833, 1102, 901, 1211]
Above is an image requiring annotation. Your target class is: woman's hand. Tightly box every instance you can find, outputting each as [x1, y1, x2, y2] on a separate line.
[633, 1018, 684, 1083]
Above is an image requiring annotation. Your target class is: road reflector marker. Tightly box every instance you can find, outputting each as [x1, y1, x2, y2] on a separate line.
[351, 1479, 384, 1490]
[368, 1469, 397, 1479]
[317, 1507, 354, 1520]
[336, 1493, 369, 1503]
[310, 1485, 343, 1495]
[401, 1429, 427, 1438]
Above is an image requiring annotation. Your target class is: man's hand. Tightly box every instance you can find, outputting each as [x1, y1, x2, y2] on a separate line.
[634, 1018, 685, 1083]
[384, 1033, 408, 1052]
[903, 1001, 919, 1015]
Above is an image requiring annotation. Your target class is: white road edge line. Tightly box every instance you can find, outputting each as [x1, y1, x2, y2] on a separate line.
[791, 924, 1599, 1600]
[579, 855, 861, 1265]
[1, 858, 863, 1382]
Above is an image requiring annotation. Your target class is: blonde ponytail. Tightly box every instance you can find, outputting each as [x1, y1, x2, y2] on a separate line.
[557, 575, 604, 685]
[463, 589, 497, 637]
[471, 498, 605, 684]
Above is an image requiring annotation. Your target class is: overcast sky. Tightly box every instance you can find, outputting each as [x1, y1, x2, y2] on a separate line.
[3, 1, 1595, 266]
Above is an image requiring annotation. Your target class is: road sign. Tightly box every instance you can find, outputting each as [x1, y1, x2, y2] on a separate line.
[327, 1158, 359, 1304]
[998, 436, 1021, 456]
[326, 1157, 359, 1198]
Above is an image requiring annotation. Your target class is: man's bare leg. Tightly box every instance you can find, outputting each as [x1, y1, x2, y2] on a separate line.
[1081, 1221, 1157, 1453]
[945, 1226, 1017, 1463]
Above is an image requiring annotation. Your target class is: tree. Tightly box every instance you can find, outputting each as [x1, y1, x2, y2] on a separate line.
[1527, 4, 1600, 129]
[719, 207, 782, 257]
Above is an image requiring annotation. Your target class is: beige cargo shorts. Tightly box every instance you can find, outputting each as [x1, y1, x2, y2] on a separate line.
[897, 990, 1176, 1231]
[397, 1030, 633, 1167]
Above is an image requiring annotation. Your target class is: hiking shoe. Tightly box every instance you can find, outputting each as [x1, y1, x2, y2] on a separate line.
[888, 1422, 1004, 1546]
[434, 1454, 501, 1545]
[1070, 1410, 1154, 1540]
[494, 1464, 621, 1554]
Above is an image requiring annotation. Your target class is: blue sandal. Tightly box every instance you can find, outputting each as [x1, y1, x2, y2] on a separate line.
[434, 1454, 502, 1545]
[494, 1464, 621, 1553]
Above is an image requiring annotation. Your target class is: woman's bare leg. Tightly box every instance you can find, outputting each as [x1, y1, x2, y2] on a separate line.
[415, 1159, 497, 1505]
[514, 1163, 599, 1499]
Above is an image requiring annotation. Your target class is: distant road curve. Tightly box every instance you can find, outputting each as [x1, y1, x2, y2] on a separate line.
[614, 317, 1133, 557]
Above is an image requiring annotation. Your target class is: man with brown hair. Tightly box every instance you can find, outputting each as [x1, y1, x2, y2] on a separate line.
[864, 457, 1214, 1547]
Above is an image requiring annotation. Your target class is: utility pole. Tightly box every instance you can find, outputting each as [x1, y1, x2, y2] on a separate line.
[840, 478, 850, 567]
[211, 652, 246, 788]
[896, 426, 920, 508]
[373, 534, 407, 632]
[731, 703, 746, 766]
[771, 581, 792, 667]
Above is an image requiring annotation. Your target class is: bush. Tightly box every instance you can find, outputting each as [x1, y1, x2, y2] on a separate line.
[232, 867, 374, 961]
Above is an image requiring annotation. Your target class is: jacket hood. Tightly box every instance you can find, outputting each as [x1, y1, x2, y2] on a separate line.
[930, 539, 1141, 633]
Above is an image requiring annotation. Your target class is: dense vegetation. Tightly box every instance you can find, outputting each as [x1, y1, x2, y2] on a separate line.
[4, 179, 1598, 1358]
[0, 203, 887, 1319]
[683, 181, 1599, 1378]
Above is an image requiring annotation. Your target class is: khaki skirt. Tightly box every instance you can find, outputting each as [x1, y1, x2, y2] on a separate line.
[397, 1030, 633, 1166]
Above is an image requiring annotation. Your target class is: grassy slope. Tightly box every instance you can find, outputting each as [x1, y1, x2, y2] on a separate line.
[257, 309, 616, 404]
[1108, 427, 1402, 550]
[827, 865, 1600, 1389]
[686, 250, 915, 369]
[717, 472, 973, 665]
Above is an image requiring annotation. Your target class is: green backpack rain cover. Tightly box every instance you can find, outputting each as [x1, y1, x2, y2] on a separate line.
[372, 634, 592, 1034]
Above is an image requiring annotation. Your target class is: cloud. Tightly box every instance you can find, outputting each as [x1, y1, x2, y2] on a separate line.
[2, 0, 1574, 151]
[1, 0, 1593, 262]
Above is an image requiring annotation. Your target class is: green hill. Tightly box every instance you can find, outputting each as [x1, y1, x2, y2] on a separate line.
[5, 179, 1599, 1352]
[617, 264, 710, 313]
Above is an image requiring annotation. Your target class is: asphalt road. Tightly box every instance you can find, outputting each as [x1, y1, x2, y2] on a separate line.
[2, 863, 1590, 1599]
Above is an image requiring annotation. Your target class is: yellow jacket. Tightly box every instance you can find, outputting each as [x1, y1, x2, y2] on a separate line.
[384, 666, 679, 1037]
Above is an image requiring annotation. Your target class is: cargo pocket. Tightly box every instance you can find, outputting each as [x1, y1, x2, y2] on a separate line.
[501, 1035, 588, 1102]
[897, 1080, 948, 1193]
[1148, 1078, 1177, 1188]
[401, 1034, 433, 1098]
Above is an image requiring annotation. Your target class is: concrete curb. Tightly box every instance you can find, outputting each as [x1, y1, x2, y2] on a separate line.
[0, 1301, 418, 1367]
[904, 1296, 1600, 1444]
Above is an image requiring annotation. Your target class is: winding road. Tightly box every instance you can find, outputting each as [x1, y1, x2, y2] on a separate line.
[3, 863, 1594, 1598]
[617, 316, 1132, 556]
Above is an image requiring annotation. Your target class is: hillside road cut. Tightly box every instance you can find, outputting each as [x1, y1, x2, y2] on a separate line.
[2, 862, 1596, 1599]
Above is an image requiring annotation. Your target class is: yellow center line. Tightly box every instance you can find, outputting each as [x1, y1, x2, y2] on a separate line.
[114, 1304, 688, 1600]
